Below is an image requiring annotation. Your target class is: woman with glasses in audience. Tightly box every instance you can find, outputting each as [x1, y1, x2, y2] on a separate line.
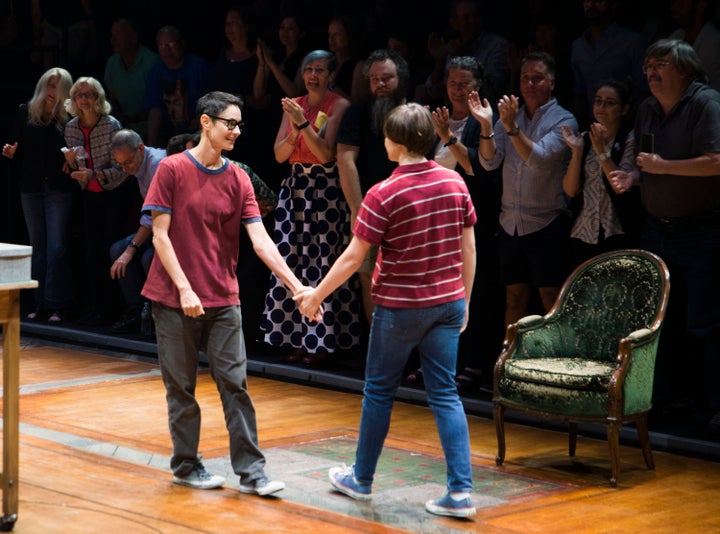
[561, 78, 643, 268]
[63, 76, 129, 325]
[262, 50, 361, 366]
[2, 67, 74, 323]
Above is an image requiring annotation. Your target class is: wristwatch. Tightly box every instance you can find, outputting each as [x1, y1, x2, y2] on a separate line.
[598, 151, 611, 162]
[507, 125, 520, 136]
[443, 136, 458, 147]
[129, 240, 140, 250]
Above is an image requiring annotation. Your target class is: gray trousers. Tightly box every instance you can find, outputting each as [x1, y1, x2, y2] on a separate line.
[152, 303, 266, 482]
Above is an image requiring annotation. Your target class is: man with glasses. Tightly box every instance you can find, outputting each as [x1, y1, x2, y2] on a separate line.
[108, 129, 166, 335]
[632, 38, 720, 436]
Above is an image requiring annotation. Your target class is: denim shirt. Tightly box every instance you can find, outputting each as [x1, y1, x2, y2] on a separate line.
[481, 97, 577, 236]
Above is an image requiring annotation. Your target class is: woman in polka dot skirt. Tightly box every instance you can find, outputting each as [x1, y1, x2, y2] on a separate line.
[261, 50, 362, 365]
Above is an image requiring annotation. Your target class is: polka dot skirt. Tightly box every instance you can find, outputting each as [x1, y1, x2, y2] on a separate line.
[261, 162, 362, 354]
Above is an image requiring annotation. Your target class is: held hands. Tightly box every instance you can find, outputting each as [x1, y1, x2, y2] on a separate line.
[467, 91, 493, 127]
[2, 142, 18, 159]
[292, 287, 324, 323]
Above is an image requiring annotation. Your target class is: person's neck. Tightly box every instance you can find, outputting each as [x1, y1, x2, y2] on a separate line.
[120, 47, 139, 69]
[79, 112, 99, 128]
[451, 107, 469, 120]
[398, 154, 426, 166]
[189, 143, 223, 170]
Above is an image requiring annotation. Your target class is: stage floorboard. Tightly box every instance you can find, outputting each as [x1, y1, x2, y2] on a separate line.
[1, 339, 719, 533]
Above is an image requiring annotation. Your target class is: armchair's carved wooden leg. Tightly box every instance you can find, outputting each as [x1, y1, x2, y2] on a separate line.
[636, 414, 655, 470]
[607, 419, 621, 487]
[568, 421, 578, 457]
[494, 403, 506, 466]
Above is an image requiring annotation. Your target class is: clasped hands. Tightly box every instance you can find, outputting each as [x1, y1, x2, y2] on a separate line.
[292, 287, 324, 323]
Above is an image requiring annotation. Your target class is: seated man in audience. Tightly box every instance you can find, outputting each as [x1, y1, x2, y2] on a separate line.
[108, 129, 166, 334]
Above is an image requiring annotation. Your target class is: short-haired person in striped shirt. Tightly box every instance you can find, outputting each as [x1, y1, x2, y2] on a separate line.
[295, 102, 478, 518]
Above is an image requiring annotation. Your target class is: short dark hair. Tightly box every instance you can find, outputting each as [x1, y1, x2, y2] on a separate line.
[383, 103, 436, 155]
[645, 38, 709, 84]
[302, 50, 337, 74]
[195, 91, 243, 121]
[363, 49, 410, 97]
[521, 51, 556, 79]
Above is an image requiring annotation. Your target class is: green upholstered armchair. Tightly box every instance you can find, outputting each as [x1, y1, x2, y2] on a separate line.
[493, 249, 670, 487]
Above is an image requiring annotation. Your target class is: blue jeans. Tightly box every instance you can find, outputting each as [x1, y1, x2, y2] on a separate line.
[354, 299, 473, 493]
[21, 188, 74, 309]
[109, 234, 154, 308]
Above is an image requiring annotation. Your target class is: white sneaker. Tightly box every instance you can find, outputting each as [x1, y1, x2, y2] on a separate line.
[239, 476, 285, 496]
[173, 463, 225, 489]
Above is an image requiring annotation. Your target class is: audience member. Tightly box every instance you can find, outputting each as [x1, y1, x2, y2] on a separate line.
[103, 18, 159, 141]
[30, 0, 98, 74]
[262, 50, 361, 366]
[141, 90, 308, 495]
[570, 0, 647, 129]
[255, 12, 308, 102]
[429, 56, 504, 391]
[144, 25, 212, 148]
[507, 8, 573, 108]
[63, 76, 130, 325]
[2, 67, 75, 323]
[668, 0, 720, 91]
[295, 103, 477, 519]
[108, 129, 166, 335]
[417, 0, 509, 107]
[336, 49, 408, 327]
[327, 14, 368, 102]
[632, 39, 720, 436]
[210, 6, 262, 156]
[386, 25, 432, 102]
[469, 51, 577, 326]
[561, 78, 643, 268]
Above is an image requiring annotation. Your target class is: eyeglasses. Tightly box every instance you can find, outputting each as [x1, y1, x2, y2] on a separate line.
[115, 151, 140, 169]
[158, 41, 179, 51]
[75, 91, 98, 100]
[642, 60, 671, 74]
[207, 115, 243, 132]
[592, 98, 620, 108]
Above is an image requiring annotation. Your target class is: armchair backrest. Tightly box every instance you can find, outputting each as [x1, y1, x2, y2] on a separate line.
[549, 249, 670, 363]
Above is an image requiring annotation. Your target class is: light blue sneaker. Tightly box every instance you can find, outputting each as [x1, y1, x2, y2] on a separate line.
[425, 493, 476, 518]
[328, 464, 372, 501]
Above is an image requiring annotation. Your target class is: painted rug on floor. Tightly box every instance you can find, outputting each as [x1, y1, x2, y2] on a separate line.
[207, 434, 579, 533]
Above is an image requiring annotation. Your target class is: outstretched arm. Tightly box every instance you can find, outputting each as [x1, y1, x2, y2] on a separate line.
[294, 235, 371, 322]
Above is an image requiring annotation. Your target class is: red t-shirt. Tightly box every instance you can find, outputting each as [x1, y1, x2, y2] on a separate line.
[141, 151, 261, 308]
[354, 160, 477, 308]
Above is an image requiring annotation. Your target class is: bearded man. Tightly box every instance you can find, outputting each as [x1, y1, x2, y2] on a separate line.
[336, 49, 409, 324]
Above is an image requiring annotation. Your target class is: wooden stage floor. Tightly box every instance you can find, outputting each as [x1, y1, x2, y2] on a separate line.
[1, 339, 719, 533]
